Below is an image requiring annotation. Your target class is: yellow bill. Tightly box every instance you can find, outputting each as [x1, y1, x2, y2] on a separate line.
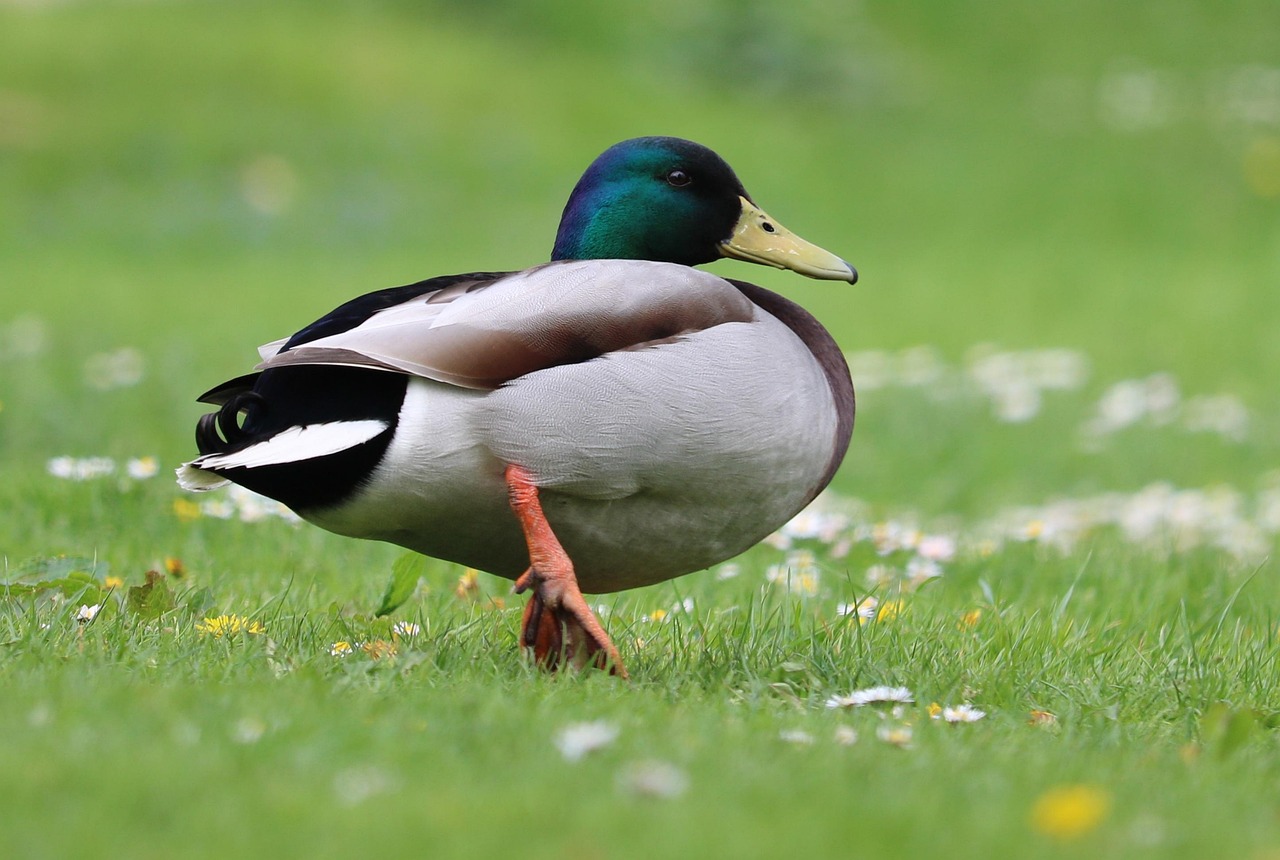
[719, 196, 857, 283]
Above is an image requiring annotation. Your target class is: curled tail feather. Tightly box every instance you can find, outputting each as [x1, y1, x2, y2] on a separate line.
[195, 391, 267, 455]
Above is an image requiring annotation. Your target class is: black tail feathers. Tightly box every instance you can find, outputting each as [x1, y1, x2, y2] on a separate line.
[195, 391, 267, 455]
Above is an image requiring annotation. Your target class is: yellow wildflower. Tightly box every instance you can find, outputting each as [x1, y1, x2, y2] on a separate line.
[794, 572, 820, 596]
[927, 702, 942, 718]
[1029, 709, 1058, 727]
[103, 575, 125, 589]
[646, 608, 668, 623]
[876, 600, 904, 622]
[455, 568, 480, 599]
[959, 608, 983, 629]
[164, 557, 187, 578]
[1030, 784, 1110, 839]
[362, 639, 398, 660]
[875, 725, 913, 748]
[196, 614, 265, 637]
[173, 499, 201, 522]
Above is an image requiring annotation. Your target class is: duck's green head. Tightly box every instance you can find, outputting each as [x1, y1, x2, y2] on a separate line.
[551, 137, 856, 283]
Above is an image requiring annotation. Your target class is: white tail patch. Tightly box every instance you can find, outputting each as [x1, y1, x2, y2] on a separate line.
[175, 464, 231, 492]
[181, 419, 390, 476]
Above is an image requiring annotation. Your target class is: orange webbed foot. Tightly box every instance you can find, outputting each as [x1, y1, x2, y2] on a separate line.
[505, 464, 627, 678]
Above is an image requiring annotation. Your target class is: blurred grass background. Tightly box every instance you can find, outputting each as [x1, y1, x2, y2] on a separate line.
[3, 4, 1280, 858]
[3, 0, 1278, 527]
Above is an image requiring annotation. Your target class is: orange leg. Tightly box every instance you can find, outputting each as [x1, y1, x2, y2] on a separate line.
[505, 464, 627, 678]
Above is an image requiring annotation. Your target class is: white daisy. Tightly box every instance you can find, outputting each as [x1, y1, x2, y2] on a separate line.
[836, 596, 878, 621]
[779, 729, 815, 745]
[825, 686, 914, 709]
[125, 456, 159, 480]
[615, 760, 688, 799]
[48, 456, 116, 481]
[916, 534, 957, 562]
[714, 563, 740, 581]
[938, 704, 987, 723]
[554, 721, 619, 762]
[875, 724, 913, 748]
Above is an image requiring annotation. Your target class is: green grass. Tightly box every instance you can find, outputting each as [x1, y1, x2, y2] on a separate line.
[3, 1, 1280, 857]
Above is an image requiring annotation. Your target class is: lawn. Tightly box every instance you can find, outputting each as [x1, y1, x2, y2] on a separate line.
[2, 1, 1280, 858]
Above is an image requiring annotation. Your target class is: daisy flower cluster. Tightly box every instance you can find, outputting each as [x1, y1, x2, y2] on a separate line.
[47, 455, 159, 482]
[328, 622, 418, 660]
[550, 722, 689, 800]
[820, 687, 987, 749]
[328, 639, 398, 660]
[192, 484, 300, 524]
[966, 346, 1089, 423]
[769, 476, 1280, 590]
[637, 596, 695, 623]
[844, 344, 1088, 423]
[45, 457, 295, 527]
[1091, 60, 1280, 136]
[769, 495, 960, 601]
[764, 549, 822, 596]
[976, 479, 1279, 561]
[1080, 374, 1248, 445]
[845, 345, 1251, 447]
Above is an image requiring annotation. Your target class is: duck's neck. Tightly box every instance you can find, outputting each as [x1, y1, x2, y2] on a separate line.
[550, 176, 721, 266]
[551, 181, 650, 262]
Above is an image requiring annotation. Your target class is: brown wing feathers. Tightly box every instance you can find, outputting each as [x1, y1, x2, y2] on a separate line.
[257, 261, 756, 390]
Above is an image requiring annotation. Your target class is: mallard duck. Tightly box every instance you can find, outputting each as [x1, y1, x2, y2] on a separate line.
[179, 136, 856, 677]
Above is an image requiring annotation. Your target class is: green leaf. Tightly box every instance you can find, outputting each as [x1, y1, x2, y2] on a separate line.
[0, 583, 42, 599]
[1201, 702, 1261, 758]
[2, 556, 106, 587]
[375, 553, 425, 617]
[126, 570, 176, 619]
[58, 571, 103, 606]
[182, 587, 215, 618]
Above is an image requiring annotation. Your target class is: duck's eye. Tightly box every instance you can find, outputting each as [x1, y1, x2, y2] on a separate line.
[666, 169, 692, 188]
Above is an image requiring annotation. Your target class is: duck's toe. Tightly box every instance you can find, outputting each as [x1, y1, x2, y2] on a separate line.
[515, 567, 626, 677]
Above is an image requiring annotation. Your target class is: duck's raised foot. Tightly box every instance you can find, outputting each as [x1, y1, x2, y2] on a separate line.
[505, 464, 628, 679]
[514, 569, 626, 677]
